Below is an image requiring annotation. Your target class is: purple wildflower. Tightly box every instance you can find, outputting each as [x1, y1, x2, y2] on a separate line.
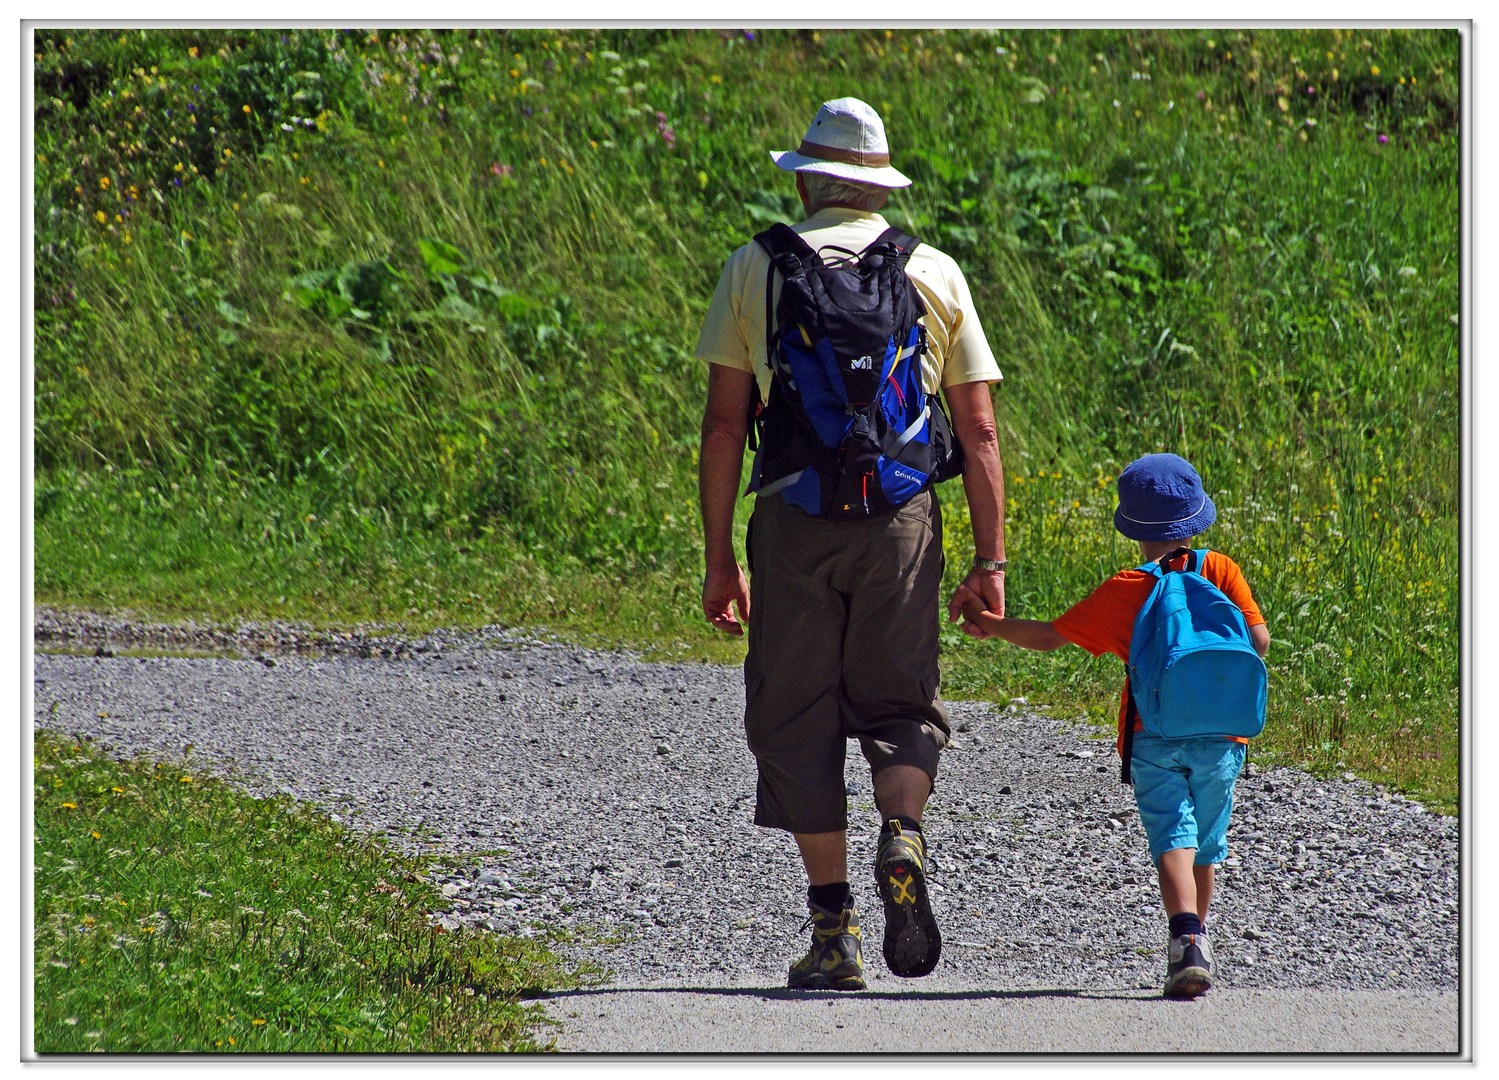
[656, 111, 676, 149]
[1378, 133, 1389, 144]
[491, 162, 513, 177]
[743, 30, 755, 41]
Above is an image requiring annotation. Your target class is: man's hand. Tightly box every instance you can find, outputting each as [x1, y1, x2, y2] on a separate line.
[703, 563, 751, 635]
[698, 363, 755, 634]
[947, 570, 1005, 636]
[943, 380, 1008, 636]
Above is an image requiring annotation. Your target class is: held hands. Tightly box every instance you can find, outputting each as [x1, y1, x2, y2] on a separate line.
[702, 563, 751, 636]
[946, 569, 1005, 639]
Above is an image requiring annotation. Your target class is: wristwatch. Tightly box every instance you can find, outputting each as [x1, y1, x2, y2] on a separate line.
[971, 557, 1007, 573]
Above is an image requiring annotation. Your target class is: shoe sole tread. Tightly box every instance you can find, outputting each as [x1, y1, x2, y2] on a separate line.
[876, 851, 941, 979]
[1164, 967, 1213, 998]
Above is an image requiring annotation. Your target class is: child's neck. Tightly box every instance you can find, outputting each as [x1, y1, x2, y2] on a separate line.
[1138, 538, 1197, 563]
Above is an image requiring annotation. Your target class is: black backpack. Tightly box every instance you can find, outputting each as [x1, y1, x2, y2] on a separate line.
[746, 223, 965, 520]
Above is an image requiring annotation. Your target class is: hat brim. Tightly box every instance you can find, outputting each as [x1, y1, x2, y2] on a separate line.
[1113, 496, 1217, 543]
[769, 150, 912, 189]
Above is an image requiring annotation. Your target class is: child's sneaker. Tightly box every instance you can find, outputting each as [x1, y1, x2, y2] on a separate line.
[1164, 933, 1214, 998]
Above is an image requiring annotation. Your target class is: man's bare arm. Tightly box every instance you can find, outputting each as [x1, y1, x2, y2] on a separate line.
[698, 363, 756, 634]
[943, 379, 1006, 624]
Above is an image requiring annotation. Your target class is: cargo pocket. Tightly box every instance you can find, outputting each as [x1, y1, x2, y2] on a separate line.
[921, 668, 941, 707]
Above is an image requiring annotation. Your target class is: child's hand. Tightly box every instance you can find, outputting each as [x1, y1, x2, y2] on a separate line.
[958, 591, 1007, 639]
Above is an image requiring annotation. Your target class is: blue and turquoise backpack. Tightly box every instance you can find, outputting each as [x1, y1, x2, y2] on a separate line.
[1121, 548, 1267, 783]
[745, 223, 964, 520]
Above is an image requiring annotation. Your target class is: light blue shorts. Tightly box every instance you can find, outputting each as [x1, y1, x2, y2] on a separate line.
[1130, 732, 1246, 865]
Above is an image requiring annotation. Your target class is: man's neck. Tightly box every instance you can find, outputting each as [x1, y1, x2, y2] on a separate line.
[802, 201, 883, 218]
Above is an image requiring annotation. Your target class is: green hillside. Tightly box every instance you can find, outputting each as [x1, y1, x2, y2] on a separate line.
[33, 28, 1459, 806]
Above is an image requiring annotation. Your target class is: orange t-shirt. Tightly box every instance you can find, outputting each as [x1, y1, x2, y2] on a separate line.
[1051, 550, 1266, 756]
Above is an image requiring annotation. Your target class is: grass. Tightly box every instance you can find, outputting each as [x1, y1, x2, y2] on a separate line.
[32, 729, 590, 1052]
[33, 27, 1459, 810]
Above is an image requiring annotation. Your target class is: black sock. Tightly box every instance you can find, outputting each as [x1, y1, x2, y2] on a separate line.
[882, 814, 923, 835]
[1169, 912, 1203, 939]
[809, 882, 852, 911]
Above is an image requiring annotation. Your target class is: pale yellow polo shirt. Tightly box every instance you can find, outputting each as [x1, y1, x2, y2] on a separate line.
[694, 206, 1002, 401]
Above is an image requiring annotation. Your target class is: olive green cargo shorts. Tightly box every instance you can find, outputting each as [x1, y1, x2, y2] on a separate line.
[743, 488, 951, 834]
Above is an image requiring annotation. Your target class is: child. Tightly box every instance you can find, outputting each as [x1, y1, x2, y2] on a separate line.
[959, 453, 1270, 999]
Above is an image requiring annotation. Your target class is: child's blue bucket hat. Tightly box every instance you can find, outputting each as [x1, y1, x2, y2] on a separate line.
[1114, 453, 1217, 542]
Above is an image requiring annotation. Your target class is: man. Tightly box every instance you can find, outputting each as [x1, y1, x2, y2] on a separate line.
[694, 98, 1007, 990]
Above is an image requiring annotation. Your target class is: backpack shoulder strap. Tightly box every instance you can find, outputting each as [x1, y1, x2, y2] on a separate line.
[1189, 548, 1211, 574]
[754, 223, 818, 269]
[1121, 677, 1139, 785]
[865, 226, 922, 268]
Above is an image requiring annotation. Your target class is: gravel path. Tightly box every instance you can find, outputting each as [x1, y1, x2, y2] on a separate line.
[32, 611, 1460, 1052]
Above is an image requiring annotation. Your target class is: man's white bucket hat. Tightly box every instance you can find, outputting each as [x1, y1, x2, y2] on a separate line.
[770, 97, 912, 189]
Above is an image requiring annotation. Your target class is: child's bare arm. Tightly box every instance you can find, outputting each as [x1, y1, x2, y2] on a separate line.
[1250, 623, 1270, 659]
[978, 615, 1071, 651]
[960, 594, 1071, 651]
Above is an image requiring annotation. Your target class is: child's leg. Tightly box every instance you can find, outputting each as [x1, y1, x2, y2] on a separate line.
[1183, 738, 1247, 923]
[1161, 851, 1216, 922]
[1193, 864, 1215, 921]
[1156, 847, 1198, 916]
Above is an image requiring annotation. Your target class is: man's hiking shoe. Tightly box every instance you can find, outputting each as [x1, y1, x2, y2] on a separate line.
[875, 819, 941, 978]
[1164, 933, 1214, 999]
[787, 900, 866, 991]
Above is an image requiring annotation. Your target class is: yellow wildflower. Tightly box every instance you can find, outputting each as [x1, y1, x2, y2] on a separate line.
[1371, 65, 1379, 76]
[242, 105, 251, 114]
[62, 802, 77, 809]
[94, 211, 106, 224]
[99, 176, 110, 189]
